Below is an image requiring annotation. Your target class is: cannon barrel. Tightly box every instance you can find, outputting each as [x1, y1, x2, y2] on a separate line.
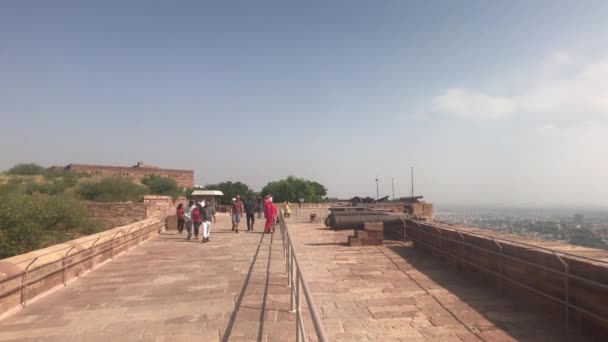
[325, 211, 408, 229]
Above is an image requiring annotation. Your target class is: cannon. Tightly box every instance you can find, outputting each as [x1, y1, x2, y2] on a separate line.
[325, 207, 409, 230]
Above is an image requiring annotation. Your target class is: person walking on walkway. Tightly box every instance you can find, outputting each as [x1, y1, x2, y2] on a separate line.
[244, 196, 256, 231]
[284, 201, 291, 218]
[201, 200, 216, 243]
[231, 195, 244, 233]
[185, 200, 195, 238]
[256, 196, 264, 219]
[264, 195, 277, 234]
[189, 202, 203, 240]
[176, 203, 185, 234]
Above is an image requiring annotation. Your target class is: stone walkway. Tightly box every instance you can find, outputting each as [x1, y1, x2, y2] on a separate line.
[0, 214, 294, 342]
[0, 213, 590, 341]
[285, 216, 587, 342]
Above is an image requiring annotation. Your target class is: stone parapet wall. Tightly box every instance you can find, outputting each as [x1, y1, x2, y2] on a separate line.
[86, 196, 187, 228]
[86, 202, 147, 228]
[404, 220, 608, 340]
[144, 195, 175, 218]
[0, 218, 166, 317]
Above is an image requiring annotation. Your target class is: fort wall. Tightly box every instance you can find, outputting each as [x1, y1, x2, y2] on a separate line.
[64, 162, 194, 188]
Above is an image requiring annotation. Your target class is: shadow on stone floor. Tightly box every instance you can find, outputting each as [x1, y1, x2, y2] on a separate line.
[305, 242, 349, 247]
[384, 242, 590, 342]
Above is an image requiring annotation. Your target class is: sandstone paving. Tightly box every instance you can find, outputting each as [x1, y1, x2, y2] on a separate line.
[0, 212, 596, 341]
[285, 217, 589, 341]
[0, 214, 296, 342]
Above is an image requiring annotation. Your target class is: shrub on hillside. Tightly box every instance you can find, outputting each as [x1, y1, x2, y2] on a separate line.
[79, 176, 149, 202]
[5, 163, 46, 176]
[43, 168, 90, 181]
[25, 178, 72, 195]
[141, 175, 180, 198]
[0, 192, 102, 258]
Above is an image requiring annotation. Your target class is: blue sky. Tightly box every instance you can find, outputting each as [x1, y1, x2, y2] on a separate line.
[2, 1, 608, 207]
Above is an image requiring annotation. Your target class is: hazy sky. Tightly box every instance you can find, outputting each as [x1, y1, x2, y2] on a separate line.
[2, 1, 608, 208]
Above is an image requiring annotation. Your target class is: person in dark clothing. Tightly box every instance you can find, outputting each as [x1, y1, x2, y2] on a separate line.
[201, 200, 216, 243]
[256, 196, 264, 219]
[244, 197, 256, 231]
[176, 203, 185, 234]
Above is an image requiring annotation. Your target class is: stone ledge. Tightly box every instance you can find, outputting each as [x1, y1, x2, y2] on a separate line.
[405, 220, 608, 340]
[0, 218, 165, 316]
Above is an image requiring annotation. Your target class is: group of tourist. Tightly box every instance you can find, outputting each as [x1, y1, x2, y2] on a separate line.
[175, 194, 292, 242]
[230, 194, 280, 234]
[176, 200, 216, 243]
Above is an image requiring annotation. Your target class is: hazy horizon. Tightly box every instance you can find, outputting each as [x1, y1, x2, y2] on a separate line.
[2, 1, 608, 208]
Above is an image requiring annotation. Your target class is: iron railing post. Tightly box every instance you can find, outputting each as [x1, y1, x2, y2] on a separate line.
[296, 271, 301, 342]
[62, 246, 76, 286]
[278, 211, 329, 342]
[554, 252, 570, 331]
[110, 231, 125, 259]
[287, 243, 292, 288]
[21, 257, 39, 307]
[290, 251, 295, 312]
[492, 239, 503, 293]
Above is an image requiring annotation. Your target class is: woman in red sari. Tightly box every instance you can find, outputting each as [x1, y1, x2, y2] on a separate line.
[264, 196, 276, 233]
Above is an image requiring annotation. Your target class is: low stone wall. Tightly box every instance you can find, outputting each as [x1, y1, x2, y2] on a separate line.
[0, 218, 165, 317]
[86, 202, 147, 228]
[144, 195, 180, 218]
[404, 220, 608, 340]
[86, 196, 187, 228]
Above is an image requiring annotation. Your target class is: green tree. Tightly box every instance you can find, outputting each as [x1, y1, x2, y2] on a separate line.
[184, 187, 195, 199]
[310, 181, 328, 198]
[78, 176, 149, 202]
[0, 192, 101, 258]
[260, 176, 327, 203]
[204, 181, 255, 205]
[5, 163, 46, 175]
[141, 175, 180, 198]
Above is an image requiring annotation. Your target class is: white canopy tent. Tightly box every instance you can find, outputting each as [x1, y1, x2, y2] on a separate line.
[190, 190, 224, 207]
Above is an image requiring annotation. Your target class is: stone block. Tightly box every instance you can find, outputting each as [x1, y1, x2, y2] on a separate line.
[348, 236, 361, 247]
[355, 230, 368, 239]
[364, 222, 384, 232]
[366, 231, 384, 240]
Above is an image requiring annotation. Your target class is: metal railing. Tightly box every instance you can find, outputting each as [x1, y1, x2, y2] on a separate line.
[401, 218, 608, 331]
[277, 211, 328, 342]
[0, 218, 162, 308]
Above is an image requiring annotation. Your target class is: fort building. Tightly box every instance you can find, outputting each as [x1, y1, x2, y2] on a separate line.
[62, 161, 194, 188]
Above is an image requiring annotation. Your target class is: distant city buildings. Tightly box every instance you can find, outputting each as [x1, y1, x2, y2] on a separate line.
[574, 213, 585, 225]
[435, 208, 608, 250]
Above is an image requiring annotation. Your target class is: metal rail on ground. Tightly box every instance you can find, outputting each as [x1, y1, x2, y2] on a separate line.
[277, 211, 328, 342]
